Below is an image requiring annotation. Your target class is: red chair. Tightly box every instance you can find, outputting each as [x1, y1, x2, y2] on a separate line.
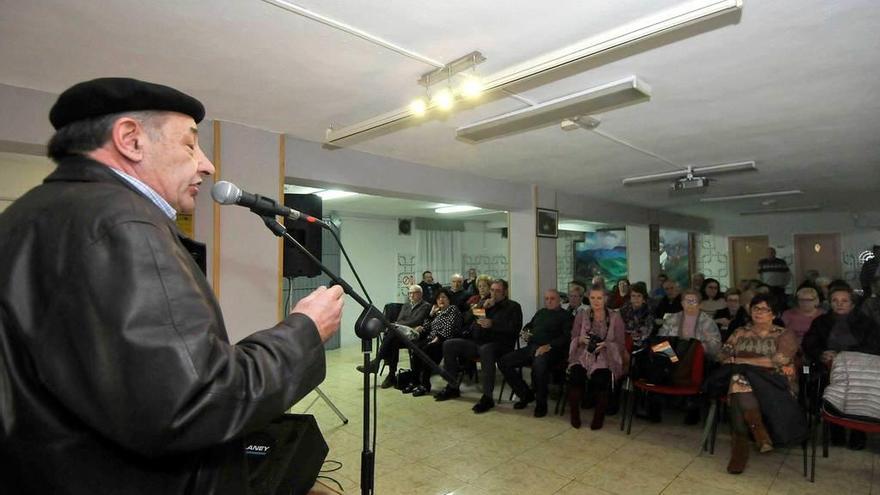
[810, 405, 880, 482]
[622, 340, 704, 435]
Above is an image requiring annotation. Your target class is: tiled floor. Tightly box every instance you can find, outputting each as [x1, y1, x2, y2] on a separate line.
[292, 345, 878, 495]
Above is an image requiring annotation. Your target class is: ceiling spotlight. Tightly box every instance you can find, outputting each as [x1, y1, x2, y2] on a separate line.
[435, 205, 480, 214]
[460, 77, 482, 98]
[432, 89, 454, 110]
[408, 98, 427, 116]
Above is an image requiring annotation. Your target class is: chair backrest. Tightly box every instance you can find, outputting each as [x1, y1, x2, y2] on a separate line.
[384, 302, 403, 322]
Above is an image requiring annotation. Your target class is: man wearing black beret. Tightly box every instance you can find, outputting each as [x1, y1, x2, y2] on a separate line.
[0, 78, 345, 494]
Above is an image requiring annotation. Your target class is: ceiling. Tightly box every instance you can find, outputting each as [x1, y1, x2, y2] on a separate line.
[2, 0, 878, 221]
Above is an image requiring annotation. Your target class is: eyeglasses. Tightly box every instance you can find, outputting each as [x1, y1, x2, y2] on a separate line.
[797, 298, 816, 302]
[751, 306, 773, 314]
[683, 299, 700, 305]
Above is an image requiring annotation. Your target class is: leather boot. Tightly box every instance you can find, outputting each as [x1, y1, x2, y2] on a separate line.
[727, 432, 750, 474]
[743, 408, 773, 453]
[568, 384, 584, 429]
[591, 392, 609, 430]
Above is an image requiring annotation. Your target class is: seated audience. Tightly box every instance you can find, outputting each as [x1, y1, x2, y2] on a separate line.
[651, 273, 669, 299]
[619, 284, 653, 349]
[692, 272, 706, 291]
[407, 289, 463, 396]
[448, 273, 471, 312]
[498, 290, 572, 417]
[861, 276, 880, 329]
[357, 285, 430, 388]
[463, 267, 478, 295]
[466, 274, 493, 310]
[564, 283, 585, 316]
[781, 287, 824, 344]
[419, 270, 443, 304]
[700, 278, 726, 315]
[609, 278, 630, 309]
[715, 289, 747, 342]
[434, 280, 523, 413]
[716, 294, 799, 474]
[659, 288, 722, 359]
[566, 285, 626, 430]
[815, 276, 832, 310]
[653, 280, 683, 328]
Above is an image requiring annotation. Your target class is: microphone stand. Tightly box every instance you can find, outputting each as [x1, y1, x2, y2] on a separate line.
[259, 216, 456, 495]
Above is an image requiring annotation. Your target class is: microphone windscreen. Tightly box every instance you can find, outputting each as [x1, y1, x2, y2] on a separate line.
[211, 181, 240, 205]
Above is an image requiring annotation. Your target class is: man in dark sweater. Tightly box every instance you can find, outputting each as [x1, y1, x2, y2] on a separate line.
[448, 273, 471, 312]
[357, 285, 430, 388]
[434, 280, 523, 413]
[419, 270, 443, 304]
[498, 289, 573, 417]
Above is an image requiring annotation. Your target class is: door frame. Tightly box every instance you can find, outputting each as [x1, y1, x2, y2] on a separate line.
[728, 235, 769, 289]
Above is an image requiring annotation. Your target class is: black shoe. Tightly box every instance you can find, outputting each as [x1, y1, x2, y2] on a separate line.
[472, 396, 495, 414]
[513, 391, 535, 410]
[380, 374, 396, 389]
[533, 402, 548, 418]
[401, 383, 417, 394]
[433, 386, 461, 401]
[412, 385, 431, 397]
[356, 359, 380, 374]
[684, 409, 701, 425]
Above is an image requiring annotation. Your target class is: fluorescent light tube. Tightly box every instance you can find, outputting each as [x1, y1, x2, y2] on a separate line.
[622, 161, 756, 185]
[700, 189, 803, 203]
[435, 205, 480, 214]
[456, 77, 650, 143]
[316, 190, 358, 200]
[739, 205, 821, 216]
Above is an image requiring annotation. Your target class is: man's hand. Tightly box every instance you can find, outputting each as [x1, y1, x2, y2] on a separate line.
[291, 285, 344, 343]
[535, 344, 551, 357]
[477, 318, 493, 328]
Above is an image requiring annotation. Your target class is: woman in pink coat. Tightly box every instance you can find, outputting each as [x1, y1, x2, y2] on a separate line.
[567, 285, 626, 430]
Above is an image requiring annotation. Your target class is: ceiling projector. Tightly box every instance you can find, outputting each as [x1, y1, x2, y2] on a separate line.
[670, 175, 710, 194]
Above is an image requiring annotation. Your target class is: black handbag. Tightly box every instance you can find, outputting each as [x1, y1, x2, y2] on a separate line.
[394, 368, 415, 391]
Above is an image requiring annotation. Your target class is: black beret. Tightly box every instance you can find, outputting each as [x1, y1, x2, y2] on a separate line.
[49, 77, 205, 130]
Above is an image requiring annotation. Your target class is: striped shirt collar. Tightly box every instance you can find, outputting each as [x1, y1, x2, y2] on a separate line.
[109, 168, 177, 219]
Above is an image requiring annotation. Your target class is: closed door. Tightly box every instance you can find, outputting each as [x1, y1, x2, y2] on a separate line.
[794, 233, 841, 284]
[729, 236, 769, 290]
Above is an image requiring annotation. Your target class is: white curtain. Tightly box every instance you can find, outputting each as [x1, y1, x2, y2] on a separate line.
[416, 229, 463, 284]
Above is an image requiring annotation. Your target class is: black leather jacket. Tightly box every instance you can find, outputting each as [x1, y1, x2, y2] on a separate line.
[0, 157, 326, 494]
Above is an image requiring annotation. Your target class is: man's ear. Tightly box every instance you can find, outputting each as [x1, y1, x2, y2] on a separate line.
[111, 117, 146, 162]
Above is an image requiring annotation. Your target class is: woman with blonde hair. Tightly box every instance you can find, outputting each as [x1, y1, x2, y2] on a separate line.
[781, 286, 823, 343]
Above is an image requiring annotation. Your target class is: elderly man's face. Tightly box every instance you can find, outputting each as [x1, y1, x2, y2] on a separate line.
[408, 288, 423, 304]
[544, 291, 561, 310]
[139, 113, 214, 214]
[451, 277, 463, 290]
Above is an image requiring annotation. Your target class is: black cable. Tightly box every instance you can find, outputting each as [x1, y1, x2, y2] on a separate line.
[320, 460, 343, 473]
[315, 475, 345, 493]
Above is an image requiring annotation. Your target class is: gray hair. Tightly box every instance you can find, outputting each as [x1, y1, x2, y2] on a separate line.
[408, 285, 422, 293]
[47, 110, 165, 162]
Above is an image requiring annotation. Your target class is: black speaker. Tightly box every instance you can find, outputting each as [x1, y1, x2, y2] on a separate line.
[283, 194, 322, 278]
[398, 218, 412, 236]
[501, 227, 508, 239]
[245, 414, 329, 495]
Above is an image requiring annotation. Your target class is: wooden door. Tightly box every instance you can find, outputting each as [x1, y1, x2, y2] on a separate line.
[794, 233, 841, 285]
[729, 236, 769, 290]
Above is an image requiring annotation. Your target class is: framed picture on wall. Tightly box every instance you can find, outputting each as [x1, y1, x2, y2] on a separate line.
[573, 230, 628, 286]
[536, 208, 559, 238]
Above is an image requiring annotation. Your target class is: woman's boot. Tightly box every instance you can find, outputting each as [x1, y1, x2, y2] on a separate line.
[591, 392, 609, 430]
[727, 432, 750, 474]
[568, 384, 584, 429]
[743, 408, 773, 453]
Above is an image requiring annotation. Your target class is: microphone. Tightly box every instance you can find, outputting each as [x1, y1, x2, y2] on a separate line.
[211, 181, 329, 228]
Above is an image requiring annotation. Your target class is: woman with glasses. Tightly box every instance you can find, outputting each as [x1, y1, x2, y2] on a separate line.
[407, 288, 463, 397]
[658, 288, 722, 359]
[717, 293, 799, 473]
[781, 287, 824, 344]
[700, 278, 726, 315]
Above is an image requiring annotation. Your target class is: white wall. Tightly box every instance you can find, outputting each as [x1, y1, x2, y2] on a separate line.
[626, 225, 652, 287]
